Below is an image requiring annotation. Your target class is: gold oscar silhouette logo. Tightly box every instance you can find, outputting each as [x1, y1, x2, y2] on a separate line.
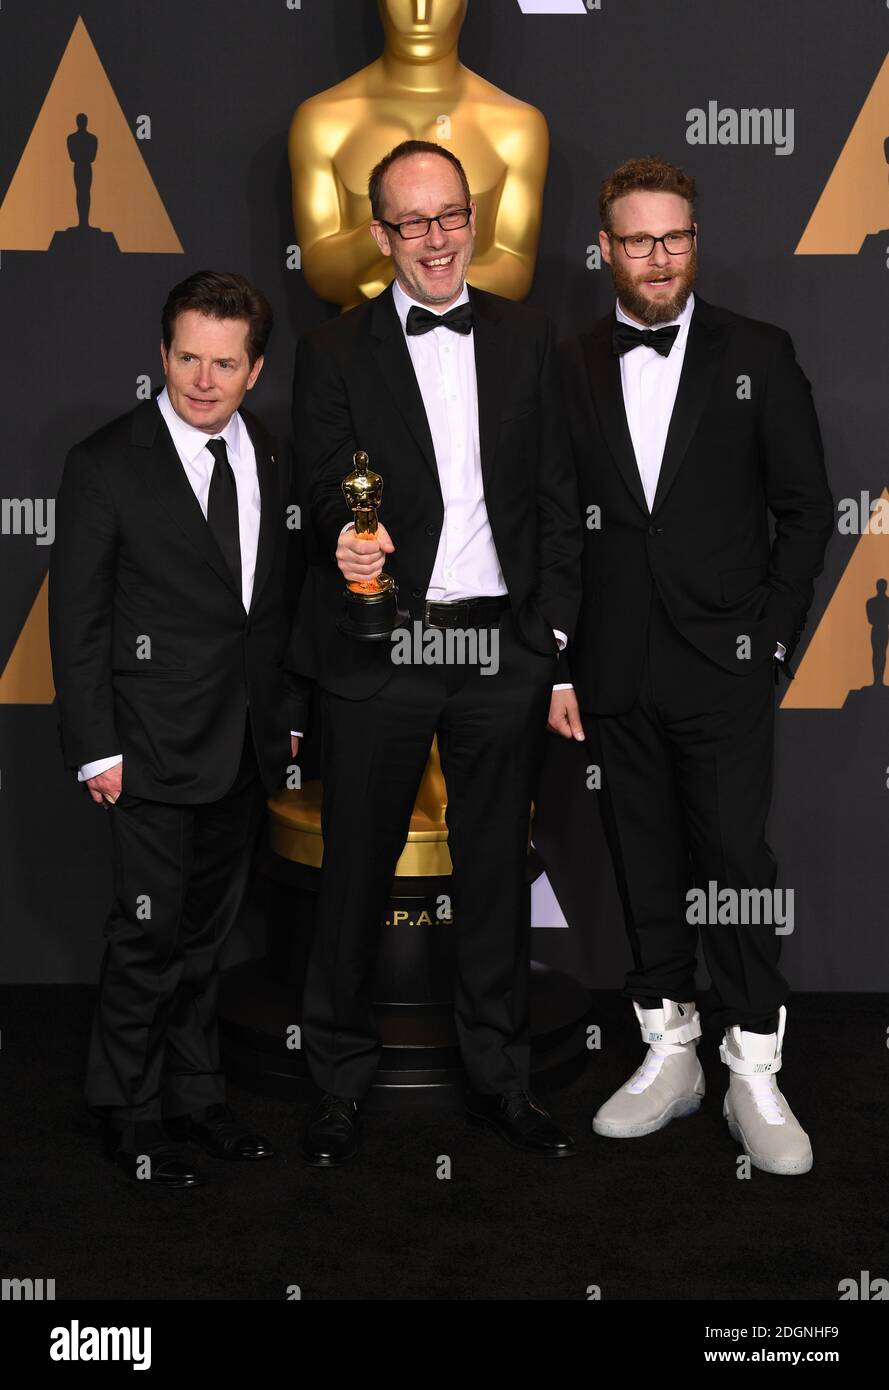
[0, 16, 183, 705]
[796, 51, 889, 255]
[0, 16, 182, 253]
[781, 490, 889, 709]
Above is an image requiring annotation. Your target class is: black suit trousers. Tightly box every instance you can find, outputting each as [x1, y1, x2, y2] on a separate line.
[302, 613, 557, 1099]
[586, 590, 787, 1033]
[86, 716, 266, 1134]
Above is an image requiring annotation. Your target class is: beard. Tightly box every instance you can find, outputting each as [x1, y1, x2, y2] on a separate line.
[610, 246, 698, 326]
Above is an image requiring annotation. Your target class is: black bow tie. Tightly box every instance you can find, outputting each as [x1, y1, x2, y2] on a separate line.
[406, 302, 474, 336]
[612, 322, 680, 357]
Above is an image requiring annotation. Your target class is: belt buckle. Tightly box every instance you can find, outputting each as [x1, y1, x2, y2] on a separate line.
[424, 599, 470, 629]
[424, 599, 447, 629]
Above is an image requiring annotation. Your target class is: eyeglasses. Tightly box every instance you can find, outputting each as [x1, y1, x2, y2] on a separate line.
[378, 208, 472, 240]
[611, 228, 696, 258]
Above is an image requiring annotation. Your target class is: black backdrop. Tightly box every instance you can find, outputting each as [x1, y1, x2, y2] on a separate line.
[1, 0, 886, 994]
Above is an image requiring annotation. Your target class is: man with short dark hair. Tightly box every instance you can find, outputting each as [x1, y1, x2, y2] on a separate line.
[50, 271, 307, 1186]
[290, 140, 582, 1165]
[554, 157, 833, 1175]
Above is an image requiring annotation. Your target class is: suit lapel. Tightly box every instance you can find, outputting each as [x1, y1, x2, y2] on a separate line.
[651, 300, 727, 513]
[131, 399, 242, 601]
[243, 412, 280, 615]
[469, 287, 509, 493]
[581, 318, 649, 514]
[368, 285, 439, 486]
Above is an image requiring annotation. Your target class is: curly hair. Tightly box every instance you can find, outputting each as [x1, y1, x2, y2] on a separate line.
[599, 157, 697, 231]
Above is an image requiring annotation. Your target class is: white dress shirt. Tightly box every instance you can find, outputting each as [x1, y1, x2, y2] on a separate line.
[78, 388, 265, 782]
[385, 281, 565, 650]
[157, 386, 261, 612]
[392, 279, 506, 601]
[616, 292, 695, 512]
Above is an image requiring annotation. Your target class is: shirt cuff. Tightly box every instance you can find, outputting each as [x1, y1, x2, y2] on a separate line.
[553, 629, 567, 652]
[552, 683, 574, 691]
[290, 732, 303, 739]
[78, 754, 122, 783]
[775, 642, 786, 660]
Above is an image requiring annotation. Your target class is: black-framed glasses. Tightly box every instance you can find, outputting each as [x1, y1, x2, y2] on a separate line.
[379, 207, 472, 240]
[611, 228, 696, 258]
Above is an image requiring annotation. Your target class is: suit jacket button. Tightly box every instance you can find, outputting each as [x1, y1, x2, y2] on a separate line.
[425, 525, 436, 536]
[412, 589, 422, 598]
[648, 524, 659, 536]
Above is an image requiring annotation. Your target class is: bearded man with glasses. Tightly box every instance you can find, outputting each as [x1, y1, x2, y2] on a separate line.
[553, 157, 833, 1175]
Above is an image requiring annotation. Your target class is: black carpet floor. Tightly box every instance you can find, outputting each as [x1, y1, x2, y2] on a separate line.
[1, 987, 885, 1302]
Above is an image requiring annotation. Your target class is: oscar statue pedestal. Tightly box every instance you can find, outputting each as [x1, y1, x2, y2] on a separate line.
[219, 742, 591, 1109]
[48, 225, 120, 257]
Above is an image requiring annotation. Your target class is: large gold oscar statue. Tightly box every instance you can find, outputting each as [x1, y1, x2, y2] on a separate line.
[276, 0, 549, 872]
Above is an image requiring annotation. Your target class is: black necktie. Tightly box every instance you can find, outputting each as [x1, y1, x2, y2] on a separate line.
[612, 322, 680, 357]
[406, 302, 474, 336]
[206, 437, 241, 595]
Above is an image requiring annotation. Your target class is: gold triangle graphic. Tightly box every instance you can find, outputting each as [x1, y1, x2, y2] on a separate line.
[0, 16, 182, 253]
[782, 490, 889, 708]
[0, 575, 55, 705]
[796, 50, 889, 254]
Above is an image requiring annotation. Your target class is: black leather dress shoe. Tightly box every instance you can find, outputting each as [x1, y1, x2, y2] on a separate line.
[167, 1104, 274, 1160]
[104, 1132, 206, 1188]
[465, 1089, 577, 1157]
[302, 1093, 361, 1167]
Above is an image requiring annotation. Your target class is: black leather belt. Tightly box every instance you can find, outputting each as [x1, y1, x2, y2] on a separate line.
[422, 596, 510, 629]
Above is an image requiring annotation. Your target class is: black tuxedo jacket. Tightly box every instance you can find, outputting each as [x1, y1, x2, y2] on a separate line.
[287, 282, 582, 700]
[49, 396, 309, 802]
[558, 296, 834, 716]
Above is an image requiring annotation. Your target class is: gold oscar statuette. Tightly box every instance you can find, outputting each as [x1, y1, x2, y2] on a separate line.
[338, 450, 403, 640]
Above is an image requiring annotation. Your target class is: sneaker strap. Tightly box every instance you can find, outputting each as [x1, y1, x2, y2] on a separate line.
[634, 1000, 702, 1048]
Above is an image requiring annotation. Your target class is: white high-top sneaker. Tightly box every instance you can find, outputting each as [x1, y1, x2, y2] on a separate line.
[721, 1006, 813, 1175]
[592, 999, 705, 1138]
